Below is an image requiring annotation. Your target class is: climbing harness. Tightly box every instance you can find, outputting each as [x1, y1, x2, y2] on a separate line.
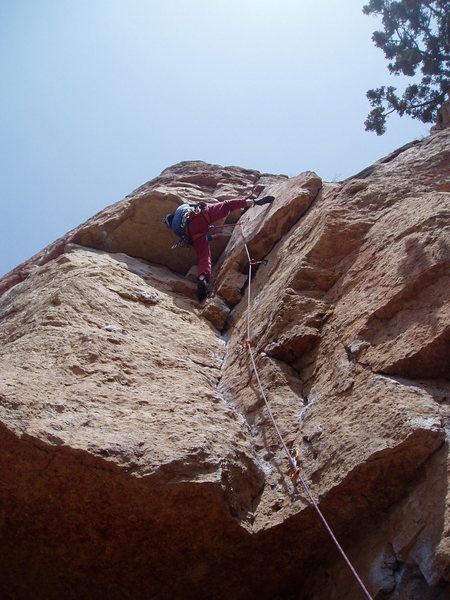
[239, 222, 373, 600]
[171, 222, 234, 249]
[184, 206, 211, 242]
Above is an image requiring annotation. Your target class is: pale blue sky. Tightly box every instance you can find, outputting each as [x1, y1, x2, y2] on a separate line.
[0, 0, 430, 277]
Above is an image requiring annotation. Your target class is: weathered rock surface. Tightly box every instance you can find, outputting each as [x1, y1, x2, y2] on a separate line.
[0, 131, 449, 599]
[0, 162, 285, 295]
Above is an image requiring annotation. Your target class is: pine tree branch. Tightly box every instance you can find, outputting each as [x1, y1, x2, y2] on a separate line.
[421, 1, 447, 20]
[386, 89, 447, 113]
[396, 25, 424, 53]
[384, 106, 398, 117]
[405, 93, 446, 110]
[364, 1, 449, 133]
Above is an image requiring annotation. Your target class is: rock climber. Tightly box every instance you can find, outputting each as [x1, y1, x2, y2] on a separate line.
[163, 196, 274, 301]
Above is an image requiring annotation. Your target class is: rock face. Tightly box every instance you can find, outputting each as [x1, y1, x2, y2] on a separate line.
[0, 133, 449, 599]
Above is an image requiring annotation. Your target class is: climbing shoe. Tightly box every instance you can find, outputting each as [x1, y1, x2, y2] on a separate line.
[254, 195, 275, 206]
[197, 277, 208, 301]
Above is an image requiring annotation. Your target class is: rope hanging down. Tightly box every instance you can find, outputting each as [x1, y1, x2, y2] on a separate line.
[239, 224, 373, 600]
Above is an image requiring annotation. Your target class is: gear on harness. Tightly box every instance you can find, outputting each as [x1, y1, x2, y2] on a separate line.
[290, 448, 300, 481]
[171, 239, 190, 249]
[162, 214, 173, 229]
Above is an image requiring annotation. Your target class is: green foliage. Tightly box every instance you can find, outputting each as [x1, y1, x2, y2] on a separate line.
[363, 0, 449, 134]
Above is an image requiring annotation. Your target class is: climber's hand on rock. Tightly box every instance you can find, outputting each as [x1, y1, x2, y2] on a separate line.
[254, 195, 275, 206]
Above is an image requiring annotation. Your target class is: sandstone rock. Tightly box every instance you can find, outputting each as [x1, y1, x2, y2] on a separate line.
[0, 162, 286, 297]
[200, 294, 230, 330]
[0, 132, 449, 599]
[214, 262, 248, 307]
[213, 171, 322, 295]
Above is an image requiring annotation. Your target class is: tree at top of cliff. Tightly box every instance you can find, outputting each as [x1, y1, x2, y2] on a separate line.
[363, 0, 450, 135]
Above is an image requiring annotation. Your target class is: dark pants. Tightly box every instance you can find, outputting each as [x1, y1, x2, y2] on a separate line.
[188, 198, 247, 280]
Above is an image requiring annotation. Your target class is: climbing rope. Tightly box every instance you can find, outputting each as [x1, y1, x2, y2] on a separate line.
[239, 223, 373, 600]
